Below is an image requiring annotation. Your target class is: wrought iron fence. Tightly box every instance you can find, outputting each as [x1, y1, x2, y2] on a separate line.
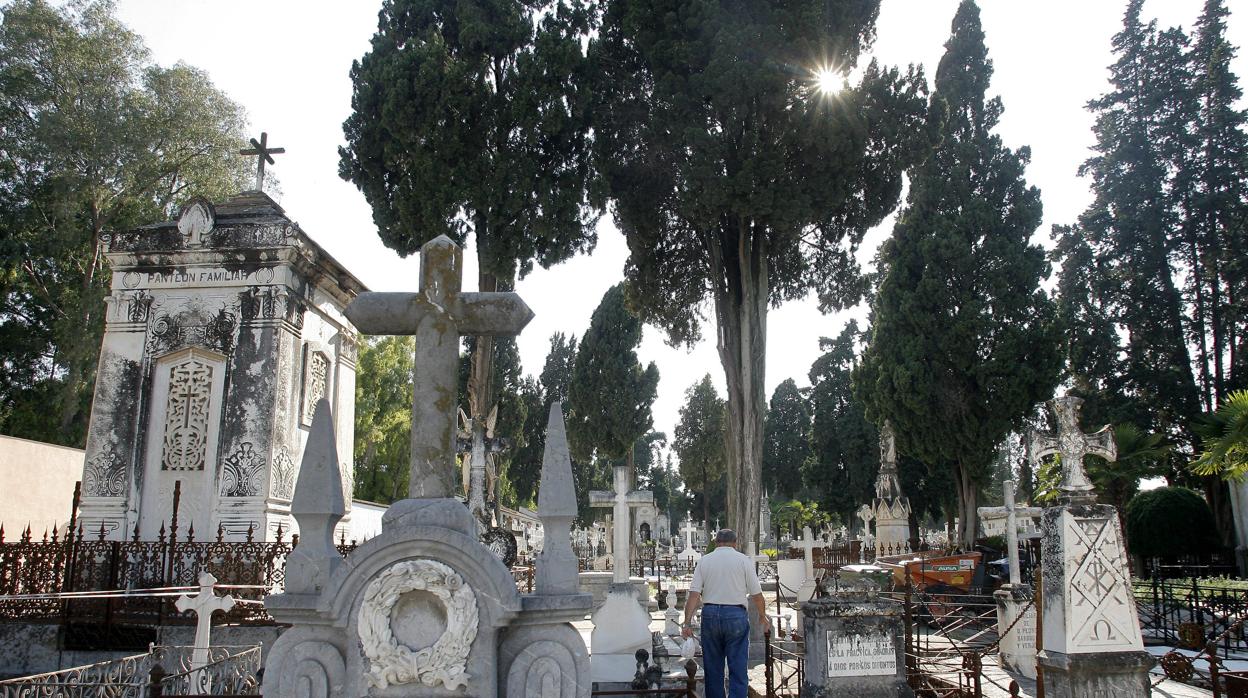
[0, 520, 356, 628]
[1134, 577, 1248, 656]
[0, 644, 260, 697]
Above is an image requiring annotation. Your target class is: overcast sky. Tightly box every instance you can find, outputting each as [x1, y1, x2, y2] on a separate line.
[114, 0, 1247, 448]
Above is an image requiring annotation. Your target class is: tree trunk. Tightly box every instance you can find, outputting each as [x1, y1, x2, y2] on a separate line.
[953, 463, 979, 549]
[707, 219, 767, 549]
[702, 461, 711, 539]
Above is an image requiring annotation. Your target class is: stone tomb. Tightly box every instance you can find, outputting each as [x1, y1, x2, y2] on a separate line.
[78, 190, 364, 542]
[800, 579, 912, 697]
[1030, 395, 1152, 696]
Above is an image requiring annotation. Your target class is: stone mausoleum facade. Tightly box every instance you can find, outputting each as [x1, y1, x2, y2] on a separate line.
[77, 191, 365, 542]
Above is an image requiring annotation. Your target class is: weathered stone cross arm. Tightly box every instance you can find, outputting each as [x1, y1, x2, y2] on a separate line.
[343, 235, 535, 501]
[1028, 395, 1116, 502]
[347, 291, 535, 337]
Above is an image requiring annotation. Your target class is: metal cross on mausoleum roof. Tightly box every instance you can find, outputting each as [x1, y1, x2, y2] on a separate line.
[1028, 395, 1117, 504]
[239, 131, 285, 191]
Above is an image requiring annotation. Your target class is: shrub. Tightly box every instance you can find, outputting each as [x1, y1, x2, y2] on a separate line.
[1124, 487, 1219, 559]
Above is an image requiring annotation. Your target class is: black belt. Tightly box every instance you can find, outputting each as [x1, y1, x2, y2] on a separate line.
[704, 603, 745, 608]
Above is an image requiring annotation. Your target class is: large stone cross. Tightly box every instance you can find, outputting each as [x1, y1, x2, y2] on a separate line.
[176, 571, 236, 671]
[681, 513, 700, 552]
[977, 479, 1042, 586]
[589, 464, 653, 583]
[346, 236, 534, 500]
[1028, 395, 1116, 503]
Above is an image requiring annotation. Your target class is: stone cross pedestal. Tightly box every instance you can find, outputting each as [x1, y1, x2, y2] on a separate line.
[1030, 396, 1151, 695]
[176, 571, 236, 672]
[794, 526, 820, 603]
[265, 237, 591, 698]
[677, 514, 702, 562]
[979, 480, 1042, 680]
[856, 505, 874, 563]
[588, 464, 654, 683]
[589, 466, 653, 583]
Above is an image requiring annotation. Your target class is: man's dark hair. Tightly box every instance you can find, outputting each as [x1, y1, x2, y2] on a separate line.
[715, 529, 737, 544]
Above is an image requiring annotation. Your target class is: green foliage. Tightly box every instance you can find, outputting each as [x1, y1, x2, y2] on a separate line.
[589, 0, 933, 542]
[854, 1, 1060, 547]
[675, 375, 727, 527]
[762, 379, 811, 499]
[354, 337, 414, 503]
[806, 321, 879, 523]
[0, 0, 250, 443]
[339, 0, 598, 277]
[1125, 487, 1219, 559]
[1191, 390, 1248, 479]
[774, 500, 832, 538]
[567, 283, 660, 465]
[1088, 424, 1170, 512]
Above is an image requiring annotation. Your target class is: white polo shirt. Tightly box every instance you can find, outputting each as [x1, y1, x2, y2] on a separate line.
[689, 546, 763, 606]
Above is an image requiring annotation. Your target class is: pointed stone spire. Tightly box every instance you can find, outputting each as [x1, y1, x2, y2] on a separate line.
[284, 399, 345, 594]
[536, 401, 579, 595]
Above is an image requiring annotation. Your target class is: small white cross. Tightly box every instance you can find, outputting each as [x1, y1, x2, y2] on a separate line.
[176, 571, 237, 671]
[977, 480, 1042, 586]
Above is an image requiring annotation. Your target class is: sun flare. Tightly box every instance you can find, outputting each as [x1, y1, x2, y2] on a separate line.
[812, 66, 839, 96]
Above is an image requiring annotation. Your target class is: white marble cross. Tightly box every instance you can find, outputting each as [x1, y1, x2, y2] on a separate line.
[856, 504, 874, 562]
[681, 514, 699, 551]
[977, 480, 1042, 586]
[794, 526, 821, 601]
[1029, 395, 1116, 502]
[176, 571, 236, 671]
[589, 464, 653, 583]
[346, 236, 534, 501]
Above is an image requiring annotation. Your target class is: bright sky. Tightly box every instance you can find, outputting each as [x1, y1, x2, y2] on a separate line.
[115, 0, 1246, 446]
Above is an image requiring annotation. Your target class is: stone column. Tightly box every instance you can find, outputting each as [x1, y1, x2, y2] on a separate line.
[1036, 502, 1152, 695]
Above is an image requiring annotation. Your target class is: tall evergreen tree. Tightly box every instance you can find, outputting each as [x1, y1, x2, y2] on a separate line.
[1188, 0, 1248, 399]
[855, 0, 1060, 547]
[339, 0, 599, 464]
[567, 283, 660, 514]
[588, 0, 933, 544]
[807, 322, 878, 525]
[762, 379, 812, 499]
[675, 375, 727, 529]
[1073, 0, 1200, 445]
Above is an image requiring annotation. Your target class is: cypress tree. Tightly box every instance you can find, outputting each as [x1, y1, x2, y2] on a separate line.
[855, 0, 1060, 547]
[807, 321, 878, 527]
[762, 379, 812, 500]
[588, 0, 933, 544]
[567, 283, 661, 468]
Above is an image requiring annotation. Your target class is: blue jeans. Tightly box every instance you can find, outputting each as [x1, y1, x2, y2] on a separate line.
[700, 604, 750, 698]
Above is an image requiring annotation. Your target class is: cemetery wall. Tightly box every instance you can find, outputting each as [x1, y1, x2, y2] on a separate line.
[0, 435, 82, 534]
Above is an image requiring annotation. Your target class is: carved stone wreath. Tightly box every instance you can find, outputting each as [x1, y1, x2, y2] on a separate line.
[358, 559, 479, 691]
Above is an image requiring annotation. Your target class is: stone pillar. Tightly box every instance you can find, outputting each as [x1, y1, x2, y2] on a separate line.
[1036, 503, 1153, 695]
[800, 588, 912, 697]
[994, 584, 1037, 680]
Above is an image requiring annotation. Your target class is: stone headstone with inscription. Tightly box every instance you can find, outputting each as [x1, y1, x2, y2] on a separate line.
[800, 576, 912, 697]
[1030, 395, 1152, 695]
[79, 187, 364, 542]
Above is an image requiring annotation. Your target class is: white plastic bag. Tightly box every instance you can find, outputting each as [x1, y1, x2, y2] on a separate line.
[680, 636, 699, 659]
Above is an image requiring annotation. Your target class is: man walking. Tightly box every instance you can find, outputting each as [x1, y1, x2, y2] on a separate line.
[681, 529, 771, 698]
